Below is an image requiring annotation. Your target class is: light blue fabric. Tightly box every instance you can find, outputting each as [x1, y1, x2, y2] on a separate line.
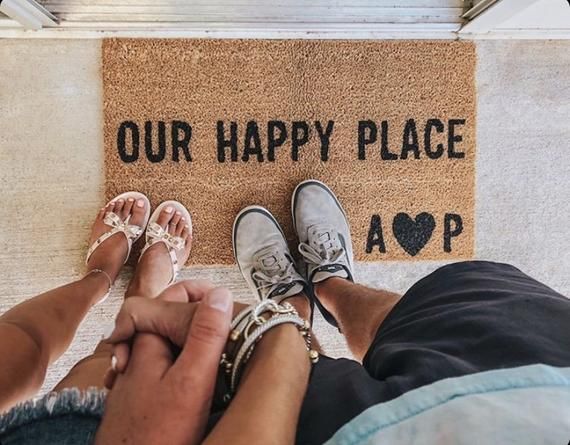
[326, 364, 570, 445]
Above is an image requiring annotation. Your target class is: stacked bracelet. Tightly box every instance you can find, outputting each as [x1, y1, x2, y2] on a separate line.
[219, 299, 319, 402]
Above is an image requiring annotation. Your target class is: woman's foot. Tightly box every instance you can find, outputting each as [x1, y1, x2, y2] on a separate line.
[127, 205, 192, 299]
[86, 197, 149, 282]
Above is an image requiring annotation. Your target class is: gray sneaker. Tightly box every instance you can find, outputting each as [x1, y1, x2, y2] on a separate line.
[233, 206, 307, 303]
[291, 180, 354, 327]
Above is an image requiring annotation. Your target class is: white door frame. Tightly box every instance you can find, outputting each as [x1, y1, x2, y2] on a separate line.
[459, 0, 544, 34]
[0, 0, 567, 38]
[0, 0, 57, 29]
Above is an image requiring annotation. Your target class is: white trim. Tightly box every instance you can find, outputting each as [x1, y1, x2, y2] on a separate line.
[0, 21, 461, 39]
[460, 29, 570, 39]
[0, 0, 464, 38]
[39, 0, 465, 5]
[461, 0, 500, 20]
[0, 0, 57, 29]
[0, 0, 567, 39]
[3, 24, 569, 39]
[38, 6, 465, 21]
[458, 0, 541, 34]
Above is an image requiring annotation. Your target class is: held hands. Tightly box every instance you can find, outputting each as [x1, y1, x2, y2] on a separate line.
[95, 280, 240, 445]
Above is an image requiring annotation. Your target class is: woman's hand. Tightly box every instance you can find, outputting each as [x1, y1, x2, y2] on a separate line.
[94, 286, 234, 445]
[104, 280, 247, 384]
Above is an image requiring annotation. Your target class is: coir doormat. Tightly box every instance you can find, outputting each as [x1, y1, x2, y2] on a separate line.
[103, 39, 476, 265]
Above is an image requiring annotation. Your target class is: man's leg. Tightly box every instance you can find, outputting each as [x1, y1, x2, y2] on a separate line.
[53, 205, 192, 392]
[292, 180, 400, 360]
[315, 278, 400, 360]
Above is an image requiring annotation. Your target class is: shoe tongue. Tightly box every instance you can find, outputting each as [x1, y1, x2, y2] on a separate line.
[309, 224, 339, 254]
[253, 245, 305, 300]
[254, 244, 285, 276]
[313, 265, 349, 284]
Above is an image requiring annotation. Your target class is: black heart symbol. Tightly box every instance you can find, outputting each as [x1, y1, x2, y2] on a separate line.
[392, 212, 435, 256]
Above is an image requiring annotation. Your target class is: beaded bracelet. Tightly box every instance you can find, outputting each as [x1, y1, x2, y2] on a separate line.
[219, 300, 319, 402]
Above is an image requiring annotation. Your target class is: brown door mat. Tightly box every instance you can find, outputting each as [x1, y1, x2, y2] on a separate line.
[103, 39, 476, 265]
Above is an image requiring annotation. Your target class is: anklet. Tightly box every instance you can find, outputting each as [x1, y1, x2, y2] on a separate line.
[85, 269, 112, 297]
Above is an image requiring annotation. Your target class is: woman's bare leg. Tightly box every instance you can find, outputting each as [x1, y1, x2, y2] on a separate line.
[0, 197, 149, 412]
[205, 324, 311, 445]
[0, 274, 109, 411]
[53, 205, 192, 392]
[314, 278, 401, 361]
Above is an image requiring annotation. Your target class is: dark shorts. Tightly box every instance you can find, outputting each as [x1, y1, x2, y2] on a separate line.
[290, 261, 570, 445]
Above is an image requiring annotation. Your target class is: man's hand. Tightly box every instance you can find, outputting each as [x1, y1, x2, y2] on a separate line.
[104, 280, 248, 383]
[94, 286, 233, 445]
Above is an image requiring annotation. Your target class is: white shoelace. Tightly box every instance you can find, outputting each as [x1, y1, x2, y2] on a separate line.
[252, 246, 296, 297]
[298, 226, 346, 268]
[252, 262, 295, 294]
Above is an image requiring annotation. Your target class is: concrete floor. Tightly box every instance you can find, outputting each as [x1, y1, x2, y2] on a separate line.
[0, 39, 569, 395]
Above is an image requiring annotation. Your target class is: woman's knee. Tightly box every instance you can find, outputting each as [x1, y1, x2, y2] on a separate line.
[0, 322, 48, 409]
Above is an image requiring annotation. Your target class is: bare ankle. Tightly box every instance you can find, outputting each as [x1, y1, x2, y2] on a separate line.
[125, 276, 161, 299]
[127, 250, 175, 299]
[314, 276, 349, 296]
[81, 273, 112, 304]
[313, 277, 351, 315]
[282, 294, 312, 321]
[128, 270, 179, 299]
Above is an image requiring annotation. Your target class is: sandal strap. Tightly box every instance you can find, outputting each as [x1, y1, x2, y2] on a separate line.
[141, 222, 185, 284]
[86, 212, 143, 265]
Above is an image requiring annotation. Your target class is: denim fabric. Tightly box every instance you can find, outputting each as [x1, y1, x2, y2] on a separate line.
[0, 388, 106, 445]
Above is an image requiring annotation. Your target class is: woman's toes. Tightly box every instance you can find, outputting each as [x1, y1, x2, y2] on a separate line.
[169, 212, 182, 234]
[156, 206, 175, 229]
[114, 199, 125, 217]
[122, 198, 135, 219]
[182, 226, 191, 244]
[106, 201, 116, 215]
[97, 207, 106, 220]
[130, 198, 147, 226]
[175, 217, 185, 236]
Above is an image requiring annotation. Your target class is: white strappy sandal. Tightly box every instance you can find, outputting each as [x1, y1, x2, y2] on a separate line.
[85, 191, 151, 304]
[139, 200, 193, 286]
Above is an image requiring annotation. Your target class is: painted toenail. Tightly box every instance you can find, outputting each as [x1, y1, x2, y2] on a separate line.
[128, 198, 134, 202]
[165, 206, 173, 213]
[136, 199, 144, 208]
[175, 211, 181, 216]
